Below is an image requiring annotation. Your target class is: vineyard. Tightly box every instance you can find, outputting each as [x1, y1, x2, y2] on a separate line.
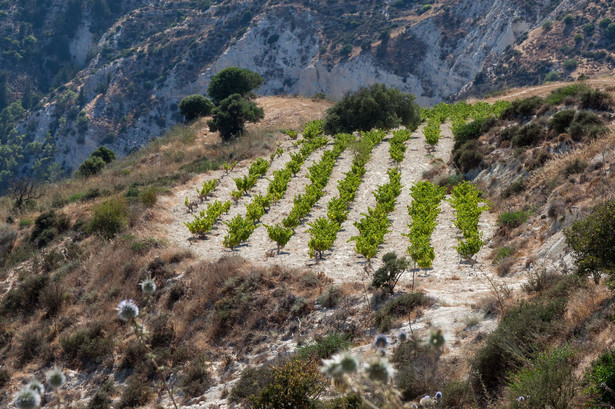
[166, 101, 505, 286]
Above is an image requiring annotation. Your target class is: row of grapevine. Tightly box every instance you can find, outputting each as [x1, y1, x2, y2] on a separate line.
[448, 181, 490, 262]
[405, 182, 446, 269]
[232, 157, 271, 196]
[280, 132, 353, 229]
[223, 121, 329, 249]
[349, 167, 403, 263]
[389, 129, 412, 163]
[184, 200, 232, 238]
[307, 129, 387, 259]
[422, 101, 512, 146]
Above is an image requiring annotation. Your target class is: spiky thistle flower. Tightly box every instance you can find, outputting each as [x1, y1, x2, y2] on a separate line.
[117, 299, 139, 321]
[419, 395, 433, 407]
[427, 328, 445, 349]
[363, 357, 394, 383]
[435, 391, 442, 401]
[14, 388, 41, 409]
[46, 368, 65, 389]
[321, 351, 359, 378]
[398, 331, 408, 342]
[374, 334, 389, 349]
[27, 380, 44, 395]
[139, 278, 156, 295]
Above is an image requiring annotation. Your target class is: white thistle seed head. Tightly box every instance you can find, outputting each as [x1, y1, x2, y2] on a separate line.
[14, 388, 41, 409]
[46, 368, 65, 389]
[435, 391, 442, 400]
[363, 357, 394, 383]
[117, 299, 139, 321]
[419, 395, 433, 407]
[139, 279, 156, 295]
[337, 351, 359, 373]
[27, 380, 44, 395]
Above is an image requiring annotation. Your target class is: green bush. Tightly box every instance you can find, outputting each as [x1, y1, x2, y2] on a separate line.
[60, 322, 114, 365]
[563, 58, 578, 71]
[544, 71, 561, 83]
[90, 146, 116, 164]
[230, 365, 272, 404]
[500, 96, 544, 120]
[599, 18, 612, 29]
[586, 350, 615, 407]
[546, 84, 590, 105]
[511, 123, 544, 147]
[0, 274, 49, 315]
[116, 374, 151, 409]
[87, 380, 114, 409]
[139, 187, 157, 208]
[563, 158, 587, 177]
[471, 276, 579, 397]
[29, 210, 69, 248]
[565, 200, 615, 280]
[498, 210, 529, 228]
[579, 88, 613, 111]
[178, 94, 214, 121]
[88, 197, 129, 239]
[372, 252, 410, 294]
[563, 14, 574, 26]
[180, 355, 212, 398]
[77, 155, 105, 177]
[453, 118, 486, 149]
[248, 358, 325, 409]
[316, 285, 342, 308]
[548, 109, 576, 133]
[453, 139, 483, 173]
[207, 93, 264, 141]
[297, 332, 352, 360]
[568, 111, 607, 141]
[374, 293, 428, 331]
[207, 67, 263, 104]
[323, 83, 421, 134]
[508, 346, 578, 409]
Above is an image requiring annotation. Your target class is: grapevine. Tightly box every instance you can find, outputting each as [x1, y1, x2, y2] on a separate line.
[448, 181, 490, 263]
[264, 224, 293, 253]
[307, 129, 386, 259]
[405, 181, 446, 269]
[196, 179, 217, 202]
[184, 200, 231, 238]
[389, 129, 411, 163]
[349, 167, 403, 264]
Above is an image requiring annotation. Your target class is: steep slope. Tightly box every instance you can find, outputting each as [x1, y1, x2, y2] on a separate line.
[0, 0, 597, 190]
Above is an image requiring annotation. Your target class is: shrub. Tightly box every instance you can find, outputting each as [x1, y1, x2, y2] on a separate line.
[139, 187, 157, 208]
[60, 322, 114, 365]
[178, 94, 214, 121]
[30, 210, 70, 248]
[317, 285, 342, 308]
[87, 380, 114, 409]
[323, 83, 421, 134]
[16, 329, 46, 365]
[90, 146, 116, 164]
[248, 358, 325, 409]
[471, 277, 577, 397]
[372, 252, 410, 294]
[546, 83, 590, 105]
[542, 20, 553, 31]
[563, 58, 578, 71]
[180, 355, 212, 398]
[563, 158, 587, 177]
[297, 332, 352, 360]
[586, 350, 615, 407]
[88, 197, 128, 239]
[374, 293, 428, 331]
[599, 18, 612, 29]
[1, 274, 49, 315]
[500, 96, 544, 119]
[579, 88, 613, 110]
[511, 123, 544, 147]
[565, 200, 615, 281]
[392, 337, 435, 400]
[568, 111, 607, 141]
[77, 156, 106, 177]
[453, 139, 483, 173]
[508, 346, 578, 409]
[207, 94, 264, 141]
[493, 246, 515, 263]
[230, 365, 272, 404]
[498, 210, 529, 228]
[544, 71, 561, 83]
[563, 14, 574, 26]
[116, 374, 151, 409]
[453, 118, 486, 149]
[0, 367, 9, 387]
[606, 23, 615, 40]
[207, 67, 263, 104]
[547, 109, 575, 133]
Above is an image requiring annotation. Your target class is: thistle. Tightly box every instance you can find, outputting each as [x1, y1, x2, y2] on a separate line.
[14, 388, 41, 409]
[139, 278, 156, 295]
[374, 334, 389, 349]
[398, 331, 408, 342]
[46, 368, 65, 389]
[117, 299, 139, 321]
[419, 395, 433, 407]
[363, 357, 394, 383]
[27, 380, 44, 395]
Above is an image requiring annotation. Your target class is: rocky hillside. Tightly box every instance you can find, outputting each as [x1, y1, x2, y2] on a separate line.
[2, 0, 611, 189]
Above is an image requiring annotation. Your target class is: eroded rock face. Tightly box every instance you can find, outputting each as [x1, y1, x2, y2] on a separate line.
[17, 0, 576, 171]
